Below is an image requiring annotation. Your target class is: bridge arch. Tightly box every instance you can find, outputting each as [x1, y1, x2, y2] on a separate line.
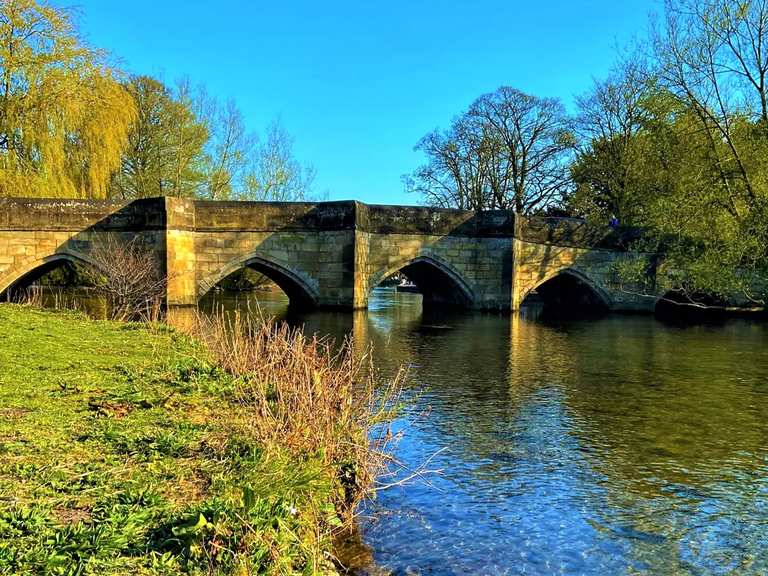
[519, 267, 611, 314]
[0, 251, 106, 300]
[198, 254, 319, 310]
[370, 255, 475, 308]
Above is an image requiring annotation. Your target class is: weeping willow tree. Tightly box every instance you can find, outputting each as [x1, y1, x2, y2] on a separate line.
[0, 0, 136, 199]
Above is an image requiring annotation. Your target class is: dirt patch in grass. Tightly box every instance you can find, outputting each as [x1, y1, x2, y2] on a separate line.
[51, 506, 92, 525]
[0, 407, 30, 419]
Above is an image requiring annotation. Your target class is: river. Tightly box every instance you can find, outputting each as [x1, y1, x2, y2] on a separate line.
[198, 287, 768, 575]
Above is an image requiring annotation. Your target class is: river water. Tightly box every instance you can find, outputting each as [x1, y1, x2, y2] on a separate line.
[200, 287, 768, 575]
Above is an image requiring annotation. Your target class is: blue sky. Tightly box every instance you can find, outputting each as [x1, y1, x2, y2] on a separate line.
[68, 1, 654, 205]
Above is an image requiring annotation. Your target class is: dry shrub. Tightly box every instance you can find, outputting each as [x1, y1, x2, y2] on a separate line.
[183, 310, 405, 516]
[5, 238, 164, 321]
[85, 236, 166, 322]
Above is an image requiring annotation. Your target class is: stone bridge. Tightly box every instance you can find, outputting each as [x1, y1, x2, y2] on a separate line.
[0, 197, 661, 313]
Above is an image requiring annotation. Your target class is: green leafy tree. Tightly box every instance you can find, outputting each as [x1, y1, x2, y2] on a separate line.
[571, 61, 672, 225]
[648, 0, 768, 302]
[110, 76, 208, 199]
[571, 1, 768, 305]
[0, 0, 135, 198]
[113, 77, 315, 203]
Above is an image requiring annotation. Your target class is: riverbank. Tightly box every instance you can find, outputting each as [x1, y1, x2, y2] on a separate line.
[0, 304, 390, 575]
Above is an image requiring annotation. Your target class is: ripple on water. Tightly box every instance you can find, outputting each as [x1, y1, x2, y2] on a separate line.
[206, 290, 768, 575]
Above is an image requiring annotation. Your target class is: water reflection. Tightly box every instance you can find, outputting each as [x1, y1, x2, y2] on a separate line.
[149, 289, 768, 573]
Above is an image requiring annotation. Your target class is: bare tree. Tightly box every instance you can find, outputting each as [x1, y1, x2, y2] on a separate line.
[405, 113, 497, 210]
[240, 119, 316, 202]
[468, 87, 575, 213]
[406, 87, 574, 213]
[192, 86, 257, 200]
[576, 60, 653, 154]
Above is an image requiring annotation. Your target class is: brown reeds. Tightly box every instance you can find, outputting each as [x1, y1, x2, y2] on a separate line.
[10, 285, 89, 313]
[8, 285, 44, 308]
[182, 309, 405, 517]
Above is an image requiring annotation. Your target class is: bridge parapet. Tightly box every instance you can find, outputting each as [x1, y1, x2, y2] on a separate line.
[515, 215, 645, 250]
[357, 204, 515, 237]
[193, 200, 357, 232]
[0, 197, 166, 231]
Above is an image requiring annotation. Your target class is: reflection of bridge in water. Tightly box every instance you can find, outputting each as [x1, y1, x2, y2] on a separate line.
[0, 196, 663, 313]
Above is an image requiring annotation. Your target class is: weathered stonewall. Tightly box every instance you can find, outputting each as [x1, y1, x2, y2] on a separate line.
[0, 197, 660, 312]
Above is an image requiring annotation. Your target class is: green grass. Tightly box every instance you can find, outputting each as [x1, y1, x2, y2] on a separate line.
[0, 305, 342, 575]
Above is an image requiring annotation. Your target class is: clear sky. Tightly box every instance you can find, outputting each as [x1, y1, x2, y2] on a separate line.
[66, 0, 654, 205]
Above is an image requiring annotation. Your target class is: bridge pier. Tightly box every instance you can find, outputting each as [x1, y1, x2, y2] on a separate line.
[165, 197, 198, 309]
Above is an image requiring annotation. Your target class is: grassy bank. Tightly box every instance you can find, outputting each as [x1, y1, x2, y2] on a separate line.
[0, 305, 392, 575]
